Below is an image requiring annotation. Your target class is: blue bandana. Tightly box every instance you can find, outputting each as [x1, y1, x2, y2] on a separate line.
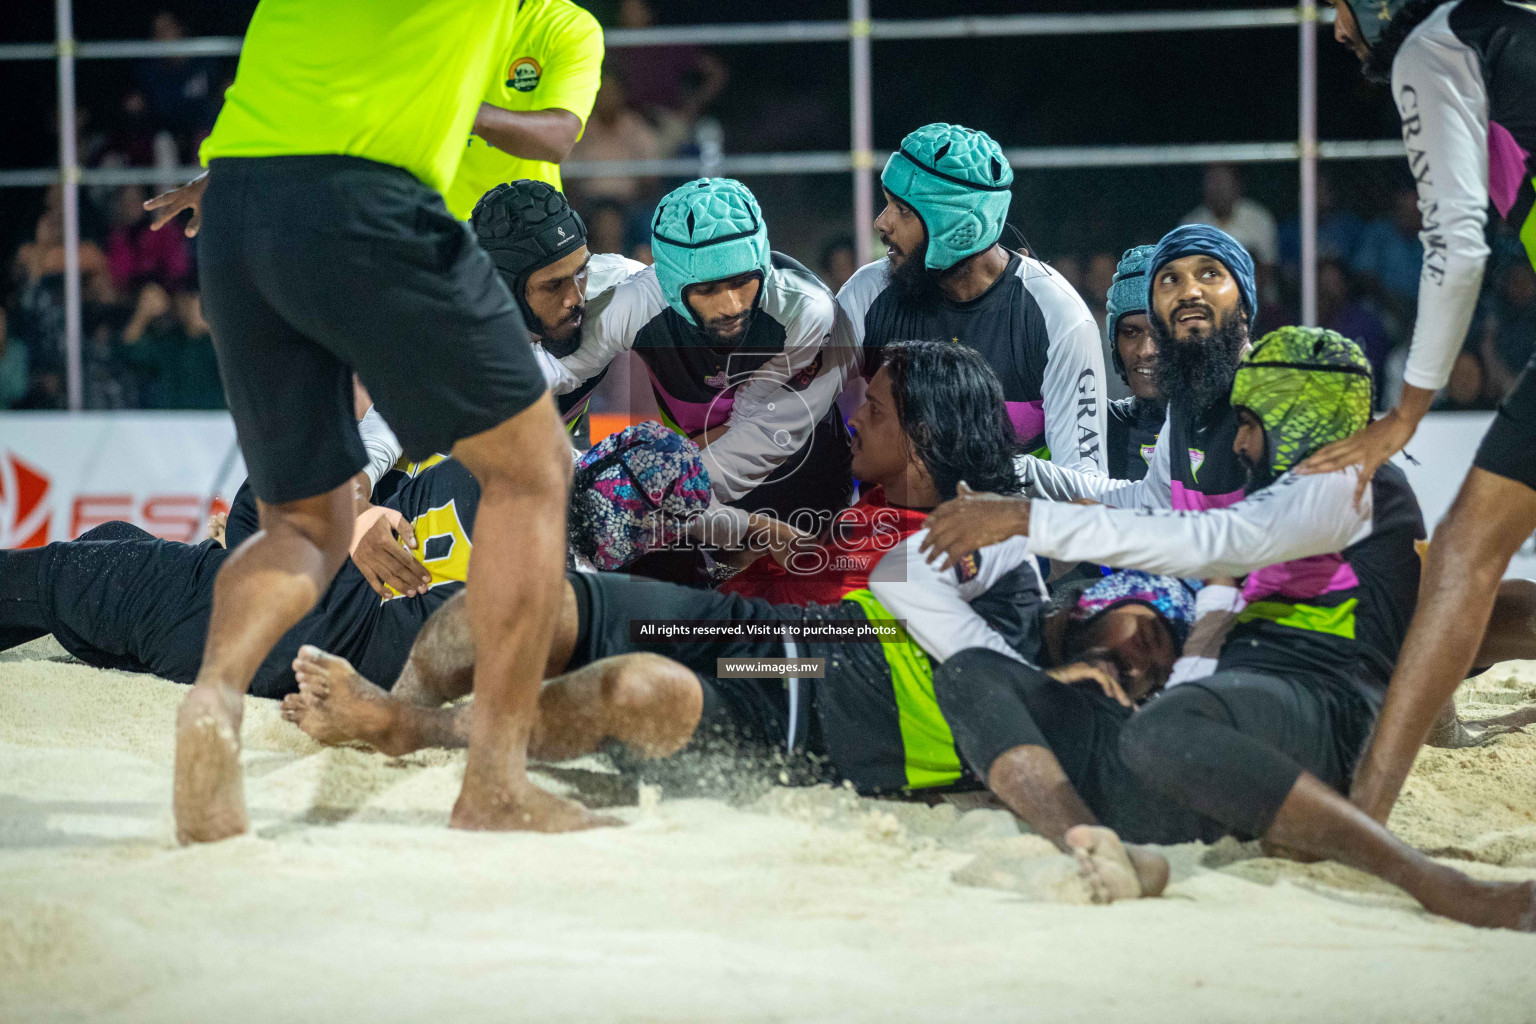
[1072, 570, 1198, 647]
[1147, 224, 1257, 327]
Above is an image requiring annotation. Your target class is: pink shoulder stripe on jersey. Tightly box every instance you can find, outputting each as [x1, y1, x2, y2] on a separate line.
[645, 365, 733, 435]
[1005, 399, 1045, 443]
[1243, 552, 1360, 603]
[1488, 121, 1530, 220]
[1170, 480, 1244, 511]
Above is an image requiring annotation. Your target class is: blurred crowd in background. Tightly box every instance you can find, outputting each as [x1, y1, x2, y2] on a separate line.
[2, 2, 1531, 414]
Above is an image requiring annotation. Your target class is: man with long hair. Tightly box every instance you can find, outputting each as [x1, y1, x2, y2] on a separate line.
[278, 342, 1043, 800]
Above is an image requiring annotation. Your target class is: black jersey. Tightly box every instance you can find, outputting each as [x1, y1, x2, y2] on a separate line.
[1216, 464, 1424, 705]
[1106, 396, 1165, 482]
[837, 250, 1107, 473]
[314, 458, 478, 687]
[226, 457, 480, 691]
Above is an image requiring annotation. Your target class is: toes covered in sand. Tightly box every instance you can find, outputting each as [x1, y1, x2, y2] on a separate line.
[451, 778, 622, 834]
[173, 685, 248, 844]
[1065, 825, 1166, 903]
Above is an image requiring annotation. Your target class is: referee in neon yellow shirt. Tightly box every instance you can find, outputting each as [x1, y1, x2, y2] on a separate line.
[444, 0, 604, 219]
[143, 0, 608, 843]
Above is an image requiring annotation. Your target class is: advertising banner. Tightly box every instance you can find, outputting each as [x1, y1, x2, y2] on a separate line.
[0, 412, 245, 548]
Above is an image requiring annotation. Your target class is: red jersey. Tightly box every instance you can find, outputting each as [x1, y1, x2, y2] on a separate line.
[720, 487, 929, 606]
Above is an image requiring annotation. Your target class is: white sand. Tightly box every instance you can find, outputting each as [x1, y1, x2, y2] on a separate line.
[4, 637, 1536, 1022]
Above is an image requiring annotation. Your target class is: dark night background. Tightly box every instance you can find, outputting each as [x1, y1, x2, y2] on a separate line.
[0, 0, 1404, 258]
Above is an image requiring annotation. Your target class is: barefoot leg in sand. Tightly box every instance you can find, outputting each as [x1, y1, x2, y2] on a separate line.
[1064, 825, 1170, 904]
[284, 645, 702, 766]
[1263, 772, 1536, 930]
[388, 583, 580, 708]
[177, 485, 355, 843]
[985, 744, 1168, 901]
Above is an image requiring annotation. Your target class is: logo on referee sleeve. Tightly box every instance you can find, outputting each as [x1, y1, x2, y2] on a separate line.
[508, 57, 543, 92]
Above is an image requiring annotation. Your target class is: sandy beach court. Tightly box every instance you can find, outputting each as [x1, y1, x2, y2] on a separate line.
[4, 637, 1536, 1023]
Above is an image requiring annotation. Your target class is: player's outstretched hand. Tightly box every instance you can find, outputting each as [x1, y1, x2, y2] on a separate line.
[144, 172, 209, 237]
[1048, 661, 1132, 708]
[1297, 404, 1419, 507]
[351, 506, 430, 598]
[919, 482, 1030, 570]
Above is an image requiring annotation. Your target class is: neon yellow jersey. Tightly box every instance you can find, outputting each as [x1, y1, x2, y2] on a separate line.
[443, 0, 604, 218]
[200, 0, 519, 196]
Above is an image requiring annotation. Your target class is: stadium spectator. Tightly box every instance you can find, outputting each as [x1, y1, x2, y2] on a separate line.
[1182, 163, 1279, 272]
[1351, 187, 1425, 317]
[1278, 171, 1365, 271]
[0, 308, 28, 409]
[609, 0, 728, 154]
[818, 235, 857, 294]
[566, 72, 663, 208]
[132, 11, 221, 145]
[1479, 261, 1536, 402]
[105, 185, 191, 293]
[1317, 257, 1393, 398]
[121, 283, 225, 410]
[584, 200, 627, 259]
[98, 91, 159, 168]
[1083, 250, 1118, 329]
[9, 196, 111, 407]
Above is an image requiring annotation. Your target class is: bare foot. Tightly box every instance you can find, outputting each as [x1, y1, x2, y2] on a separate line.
[1426, 875, 1536, 931]
[1064, 824, 1168, 903]
[451, 776, 621, 833]
[285, 645, 410, 754]
[173, 684, 248, 844]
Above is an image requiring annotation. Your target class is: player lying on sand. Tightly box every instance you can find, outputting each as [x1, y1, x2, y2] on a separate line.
[918, 326, 1536, 929]
[0, 458, 482, 697]
[0, 339, 967, 697]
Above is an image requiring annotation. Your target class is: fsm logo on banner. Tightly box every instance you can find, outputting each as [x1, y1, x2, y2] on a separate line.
[0, 413, 246, 550]
[0, 450, 52, 548]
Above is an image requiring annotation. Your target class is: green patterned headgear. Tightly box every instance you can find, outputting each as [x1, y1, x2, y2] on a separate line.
[881, 123, 1013, 270]
[1230, 327, 1373, 477]
[650, 178, 772, 326]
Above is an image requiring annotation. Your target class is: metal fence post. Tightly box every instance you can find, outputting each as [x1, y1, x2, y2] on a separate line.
[850, 0, 873, 265]
[56, 0, 83, 410]
[1299, 0, 1319, 326]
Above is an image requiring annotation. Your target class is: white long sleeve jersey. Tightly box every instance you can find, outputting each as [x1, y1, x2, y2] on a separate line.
[836, 250, 1108, 477]
[1390, 0, 1536, 391]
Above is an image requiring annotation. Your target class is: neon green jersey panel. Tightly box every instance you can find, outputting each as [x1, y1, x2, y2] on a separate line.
[201, 0, 518, 196]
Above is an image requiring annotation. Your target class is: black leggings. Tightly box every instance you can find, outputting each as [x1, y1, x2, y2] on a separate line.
[0, 523, 317, 696]
[1121, 668, 1374, 839]
[932, 648, 1373, 844]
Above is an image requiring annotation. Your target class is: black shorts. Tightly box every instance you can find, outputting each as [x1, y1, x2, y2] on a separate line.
[933, 649, 1223, 845]
[567, 571, 818, 754]
[198, 155, 547, 504]
[1475, 353, 1536, 492]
